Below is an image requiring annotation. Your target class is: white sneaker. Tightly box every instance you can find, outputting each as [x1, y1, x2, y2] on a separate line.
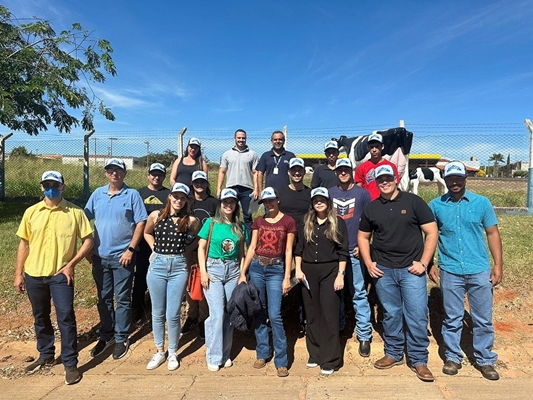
[207, 363, 220, 372]
[223, 359, 233, 368]
[167, 353, 179, 371]
[321, 368, 334, 375]
[146, 351, 167, 370]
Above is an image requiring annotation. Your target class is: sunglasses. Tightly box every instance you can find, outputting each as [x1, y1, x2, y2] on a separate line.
[42, 181, 61, 189]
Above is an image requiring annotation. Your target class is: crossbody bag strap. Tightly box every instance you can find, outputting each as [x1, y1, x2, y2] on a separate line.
[204, 218, 215, 259]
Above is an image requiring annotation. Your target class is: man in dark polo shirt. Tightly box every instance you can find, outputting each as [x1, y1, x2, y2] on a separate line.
[277, 157, 312, 227]
[311, 141, 340, 189]
[134, 163, 171, 323]
[358, 164, 438, 382]
[256, 130, 296, 193]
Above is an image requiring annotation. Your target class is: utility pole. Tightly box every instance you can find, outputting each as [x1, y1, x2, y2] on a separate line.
[145, 141, 150, 167]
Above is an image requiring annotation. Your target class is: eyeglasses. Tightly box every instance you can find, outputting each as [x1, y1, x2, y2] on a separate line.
[192, 180, 207, 185]
[312, 197, 327, 204]
[171, 193, 187, 200]
[106, 168, 123, 174]
[42, 181, 61, 189]
[375, 176, 395, 185]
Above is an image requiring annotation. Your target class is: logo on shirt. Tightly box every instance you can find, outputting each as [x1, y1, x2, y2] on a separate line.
[365, 169, 376, 185]
[144, 195, 164, 205]
[221, 239, 235, 254]
[332, 198, 355, 220]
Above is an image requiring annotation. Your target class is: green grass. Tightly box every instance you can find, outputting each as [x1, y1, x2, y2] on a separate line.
[1, 200, 532, 313]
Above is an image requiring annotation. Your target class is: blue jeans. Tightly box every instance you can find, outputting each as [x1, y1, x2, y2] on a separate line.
[374, 265, 429, 366]
[203, 258, 240, 365]
[25, 273, 78, 367]
[147, 253, 188, 354]
[249, 259, 288, 368]
[92, 255, 134, 343]
[230, 185, 253, 245]
[440, 269, 497, 366]
[347, 256, 372, 341]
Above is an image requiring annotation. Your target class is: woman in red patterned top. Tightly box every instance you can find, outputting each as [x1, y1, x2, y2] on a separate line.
[238, 187, 296, 378]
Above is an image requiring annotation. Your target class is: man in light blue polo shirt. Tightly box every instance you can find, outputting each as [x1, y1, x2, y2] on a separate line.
[429, 161, 503, 381]
[84, 158, 148, 360]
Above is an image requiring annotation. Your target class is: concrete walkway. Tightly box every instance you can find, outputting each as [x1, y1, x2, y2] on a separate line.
[1, 326, 532, 399]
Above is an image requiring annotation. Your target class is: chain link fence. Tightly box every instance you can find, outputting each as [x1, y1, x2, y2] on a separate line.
[0, 122, 530, 210]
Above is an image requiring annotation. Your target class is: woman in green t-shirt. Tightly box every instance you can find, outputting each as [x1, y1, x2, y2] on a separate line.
[198, 188, 245, 372]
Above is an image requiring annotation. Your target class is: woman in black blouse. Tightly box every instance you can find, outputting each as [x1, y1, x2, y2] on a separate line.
[295, 187, 349, 375]
[144, 183, 200, 371]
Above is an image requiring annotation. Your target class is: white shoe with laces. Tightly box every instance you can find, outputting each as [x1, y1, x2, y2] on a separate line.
[146, 351, 167, 370]
[167, 353, 179, 371]
[223, 359, 233, 368]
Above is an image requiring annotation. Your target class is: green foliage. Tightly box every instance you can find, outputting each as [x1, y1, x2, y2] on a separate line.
[139, 149, 178, 168]
[0, 5, 116, 135]
[513, 170, 528, 178]
[9, 145, 35, 158]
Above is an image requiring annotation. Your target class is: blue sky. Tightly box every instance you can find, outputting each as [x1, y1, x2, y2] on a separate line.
[2, 0, 532, 162]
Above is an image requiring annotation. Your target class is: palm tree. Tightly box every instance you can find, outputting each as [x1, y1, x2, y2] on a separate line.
[489, 153, 504, 177]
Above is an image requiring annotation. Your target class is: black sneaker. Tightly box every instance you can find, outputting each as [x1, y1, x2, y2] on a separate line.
[113, 339, 130, 360]
[90, 338, 115, 357]
[24, 357, 55, 373]
[198, 321, 205, 340]
[64, 365, 82, 385]
[181, 318, 198, 335]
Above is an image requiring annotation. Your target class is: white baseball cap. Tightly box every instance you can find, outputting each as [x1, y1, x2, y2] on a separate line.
[335, 158, 352, 169]
[149, 163, 166, 174]
[259, 187, 278, 204]
[220, 188, 238, 200]
[368, 132, 383, 143]
[105, 158, 126, 170]
[374, 164, 395, 179]
[171, 182, 190, 196]
[191, 171, 208, 181]
[41, 170, 63, 184]
[289, 157, 305, 169]
[324, 140, 339, 151]
[444, 161, 467, 178]
[310, 187, 329, 199]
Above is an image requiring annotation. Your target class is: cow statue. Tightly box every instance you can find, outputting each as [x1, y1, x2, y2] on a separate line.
[409, 167, 447, 196]
[335, 127, 413, 192]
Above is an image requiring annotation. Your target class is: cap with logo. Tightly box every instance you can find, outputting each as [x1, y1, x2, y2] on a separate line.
[324, 140, 339, 151]
[149, 163, 166, 174]
[443, 161, 467, 178]
[259, 187, 278, 204]
[41, 170, 64, 184]
[105, 158, 126, 171]
[191, 171, 208, 182]
[335, 158, 352, 169]
[374, 164, 395, 179]
[368, 132, 383, 143]
[289, 157, 305, 169]
[188, 137, 201, 147]
[310, 187, 329, 199]
[220, 188, 238, 201]
[171, 182, 190, 196]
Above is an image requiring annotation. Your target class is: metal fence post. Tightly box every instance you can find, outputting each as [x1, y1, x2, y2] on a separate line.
[177, 127, 187, 158]
[84, 130, 95, 201]
[524, 119, 533, 213]
[283, 125, 288, 150]
[0, 132, 14, 201]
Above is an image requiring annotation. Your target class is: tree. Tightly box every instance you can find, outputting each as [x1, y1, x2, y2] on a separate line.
[139, 149, 178, 168]
[488, 153, 504, 177]
[10, 145, 35, 158]
[0, 5, 116, 135]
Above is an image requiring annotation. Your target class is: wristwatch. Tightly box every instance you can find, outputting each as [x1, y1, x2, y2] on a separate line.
[127, 247, 136, 253]
[338, 270, 345, 275]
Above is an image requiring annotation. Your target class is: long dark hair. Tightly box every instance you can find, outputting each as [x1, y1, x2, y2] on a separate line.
[214, 200, 244, 243]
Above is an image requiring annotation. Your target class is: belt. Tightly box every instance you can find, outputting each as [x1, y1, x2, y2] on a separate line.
[253, 254, 283, 266]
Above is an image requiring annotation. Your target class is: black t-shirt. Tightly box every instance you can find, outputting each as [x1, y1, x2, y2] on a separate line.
[138, 186, 171, 214]
[191, 195, 218, 227]
[311, 164, 339, 189]
[278, 185, 312, 227]
[359, 191, 435, 268]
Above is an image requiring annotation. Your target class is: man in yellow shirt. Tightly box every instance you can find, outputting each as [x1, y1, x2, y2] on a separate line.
[14, 171, 94, 385]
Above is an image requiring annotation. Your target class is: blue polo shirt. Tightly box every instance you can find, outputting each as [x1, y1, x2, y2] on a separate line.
[85, 184, 148, 259]
[429, 190, 498, 275]
[256, 148, 296, 190]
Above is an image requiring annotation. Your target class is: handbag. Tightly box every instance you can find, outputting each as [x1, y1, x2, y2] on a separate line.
[187, 218, 215, 301]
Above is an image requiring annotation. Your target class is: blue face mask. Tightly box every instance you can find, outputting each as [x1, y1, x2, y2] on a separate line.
[44, 187, 61, 200]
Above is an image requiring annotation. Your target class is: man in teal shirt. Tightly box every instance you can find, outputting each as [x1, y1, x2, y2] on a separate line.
[429, 161, 503, 381]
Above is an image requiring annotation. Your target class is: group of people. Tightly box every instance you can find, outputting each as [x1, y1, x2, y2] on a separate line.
[14, 129, 503, 385]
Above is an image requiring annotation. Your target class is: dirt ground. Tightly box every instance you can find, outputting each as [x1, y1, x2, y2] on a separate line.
[1, 285, 532, 381]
